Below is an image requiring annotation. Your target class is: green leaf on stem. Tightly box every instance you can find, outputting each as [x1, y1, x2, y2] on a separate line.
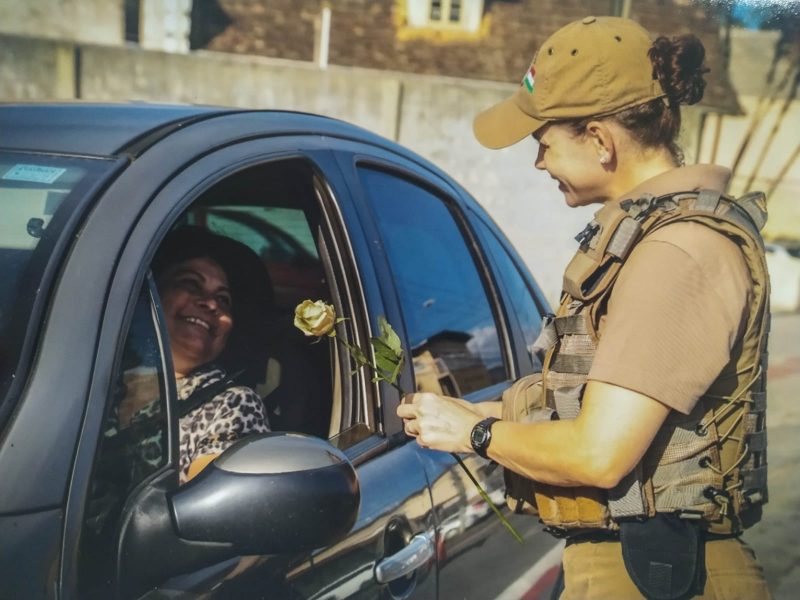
[378, 315, 402, 354]
[371, 338, 403, 383]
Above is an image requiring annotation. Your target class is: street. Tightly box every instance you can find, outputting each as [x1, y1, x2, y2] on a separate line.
[743, 313, 800, 599]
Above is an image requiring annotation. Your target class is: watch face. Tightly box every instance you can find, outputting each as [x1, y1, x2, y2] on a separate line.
[471, 418, 495, 457]
[471, 425, 488, 447]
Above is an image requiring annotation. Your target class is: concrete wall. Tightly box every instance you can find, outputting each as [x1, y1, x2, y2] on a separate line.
[140, 0, 192, 53]
[0, 0, 123, 46]
[0, 35, 75, 100]
[4, 30, 796, 301]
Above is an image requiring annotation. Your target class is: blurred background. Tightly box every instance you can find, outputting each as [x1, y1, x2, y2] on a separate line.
[1, 0, 798, 596]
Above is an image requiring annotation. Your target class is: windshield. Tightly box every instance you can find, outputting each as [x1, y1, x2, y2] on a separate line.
[0, 151, 119, 419]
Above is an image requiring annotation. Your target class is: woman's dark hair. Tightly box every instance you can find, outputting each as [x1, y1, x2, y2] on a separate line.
[152, 226, 274, 379]
[567, 34, 708, 164]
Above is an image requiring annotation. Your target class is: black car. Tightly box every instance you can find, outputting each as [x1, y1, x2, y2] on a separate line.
[0, 104, 562, 599]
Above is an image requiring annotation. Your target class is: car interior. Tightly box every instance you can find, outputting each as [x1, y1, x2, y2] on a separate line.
[177, 160, 335, 439]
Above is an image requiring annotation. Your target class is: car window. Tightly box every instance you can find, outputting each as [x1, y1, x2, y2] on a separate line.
[176, 160, 337, 439]
[473, 216, 545, 370]
[0, 152, 117, 417]
[79, 277, 169, 597]
[358, 166, 506, 396]
[194, 206, 327, 308]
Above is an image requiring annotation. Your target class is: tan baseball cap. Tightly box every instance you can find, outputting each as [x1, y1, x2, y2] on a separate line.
[473, 16, 666, 149]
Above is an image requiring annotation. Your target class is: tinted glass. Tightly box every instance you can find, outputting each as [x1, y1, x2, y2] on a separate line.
[79, 280, 168, 596]
[475, 217, 545, 370]
[0, 152, 115, 412]
[359, 167, 505, 395]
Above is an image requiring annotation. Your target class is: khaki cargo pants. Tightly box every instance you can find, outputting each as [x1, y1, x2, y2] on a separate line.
[559, 537, 771, 599]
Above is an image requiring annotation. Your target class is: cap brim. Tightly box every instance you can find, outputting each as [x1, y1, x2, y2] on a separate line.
[473, 90, 547, 149]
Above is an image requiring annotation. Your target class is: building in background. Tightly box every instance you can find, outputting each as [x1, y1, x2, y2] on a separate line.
[194, 0, 741, 116]
[0, 0, 798, 299]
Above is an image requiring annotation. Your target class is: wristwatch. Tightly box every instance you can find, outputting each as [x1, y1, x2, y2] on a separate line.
[470, 417, 500, 459]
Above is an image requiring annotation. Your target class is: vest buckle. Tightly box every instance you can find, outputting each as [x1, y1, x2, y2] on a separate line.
[574, 220, 600, 246]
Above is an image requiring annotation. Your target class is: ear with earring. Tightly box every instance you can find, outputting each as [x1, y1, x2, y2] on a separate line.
[599, 154, 610, 165]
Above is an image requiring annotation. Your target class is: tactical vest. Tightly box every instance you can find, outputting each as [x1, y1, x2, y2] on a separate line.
[531, 189, 770, 536]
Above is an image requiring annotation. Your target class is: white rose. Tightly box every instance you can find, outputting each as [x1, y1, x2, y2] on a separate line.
[294, 299, 336, 337]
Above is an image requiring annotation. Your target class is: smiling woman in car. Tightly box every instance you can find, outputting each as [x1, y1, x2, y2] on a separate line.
[146, 226, 272, 482]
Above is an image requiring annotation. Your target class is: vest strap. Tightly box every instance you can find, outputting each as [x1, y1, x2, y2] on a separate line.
[607, 217, 642, 259]
[695, 189, 722, 213]
[750, 391, 767, 413]
[736, 192, 768, 231]
[742, 465, 768, 490]
[554, 314, 589, 335]
[608, 465, 648, 518]
[743, 412, 761, 434]
[746, 430, 767, 452]
[722, 205, 762, 243]
[549, 385, 583, 420]
[550, 354, 593, 375]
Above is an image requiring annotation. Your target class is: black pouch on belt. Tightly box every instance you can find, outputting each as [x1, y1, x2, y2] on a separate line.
[620, 513, 705, 600]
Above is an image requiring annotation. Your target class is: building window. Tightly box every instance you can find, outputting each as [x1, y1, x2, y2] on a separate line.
[124, 0, 141, 43]
[405, 0, 483, 33]
[430, 0, 462, 24]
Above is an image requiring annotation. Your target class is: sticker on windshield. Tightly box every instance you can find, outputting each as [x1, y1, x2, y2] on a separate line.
[2, 164, 67, 185]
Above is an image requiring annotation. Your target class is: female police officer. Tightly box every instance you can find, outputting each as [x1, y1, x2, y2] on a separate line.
[398, 16, 771, 599]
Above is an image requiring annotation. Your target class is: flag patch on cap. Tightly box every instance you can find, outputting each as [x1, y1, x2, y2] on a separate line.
[522, 66, 536, 93]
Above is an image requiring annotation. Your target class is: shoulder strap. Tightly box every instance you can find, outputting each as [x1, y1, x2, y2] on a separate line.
[177, 368, 245, 418]
[105, 369, 246, 452]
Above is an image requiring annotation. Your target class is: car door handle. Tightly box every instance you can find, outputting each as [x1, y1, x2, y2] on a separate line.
[374, 531, 435, 584]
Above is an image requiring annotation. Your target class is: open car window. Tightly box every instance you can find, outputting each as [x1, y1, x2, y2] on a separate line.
[79, 157, 369, 594]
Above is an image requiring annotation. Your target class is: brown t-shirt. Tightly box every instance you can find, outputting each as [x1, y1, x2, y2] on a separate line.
[588, 221, 753, 414]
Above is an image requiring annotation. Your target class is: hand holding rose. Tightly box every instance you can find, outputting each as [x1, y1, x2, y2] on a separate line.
[398, 392, 484, 454]
[294, 299, 523, 543]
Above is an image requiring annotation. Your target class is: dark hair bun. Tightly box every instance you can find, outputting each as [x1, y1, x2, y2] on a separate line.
[649, 34, 708, 106]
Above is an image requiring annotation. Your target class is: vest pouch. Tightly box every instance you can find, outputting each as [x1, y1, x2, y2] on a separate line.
[620, 514, 704, 600]
[534, 484, 610, 529]
[501, 373, 548, 515]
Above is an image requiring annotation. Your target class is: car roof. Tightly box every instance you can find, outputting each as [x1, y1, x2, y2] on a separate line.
[0, 103, 232, 156]
[0, 103, 406, 159]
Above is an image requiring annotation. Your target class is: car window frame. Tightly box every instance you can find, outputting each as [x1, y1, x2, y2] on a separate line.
[331, 144, 516, 422]
[355, 160, 515, 393]
[464, 204, 553, 374]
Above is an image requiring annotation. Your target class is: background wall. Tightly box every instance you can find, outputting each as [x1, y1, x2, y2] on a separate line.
[0, 0, 123, 45]
[0, 26, 797, 304]
[0, 32, 599, 303]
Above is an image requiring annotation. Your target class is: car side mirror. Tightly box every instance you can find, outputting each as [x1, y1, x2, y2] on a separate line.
[117, 433, 359, 597]
[170, 432, 360, 553]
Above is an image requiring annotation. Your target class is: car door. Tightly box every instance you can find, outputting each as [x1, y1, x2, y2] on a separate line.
[331, 141, 563, 599]
[59, 122, 438, 598]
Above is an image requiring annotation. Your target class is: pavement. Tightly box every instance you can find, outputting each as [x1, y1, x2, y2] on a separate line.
[742, 312, 800, 599]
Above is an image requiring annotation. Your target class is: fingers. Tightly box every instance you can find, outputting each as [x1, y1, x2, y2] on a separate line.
[399, 393, 438, 439]
[397, 392, 476, 452]
[397, 392, 439, 418]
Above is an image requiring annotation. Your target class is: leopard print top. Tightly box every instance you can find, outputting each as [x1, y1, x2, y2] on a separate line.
[177, 366, 270, 482]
